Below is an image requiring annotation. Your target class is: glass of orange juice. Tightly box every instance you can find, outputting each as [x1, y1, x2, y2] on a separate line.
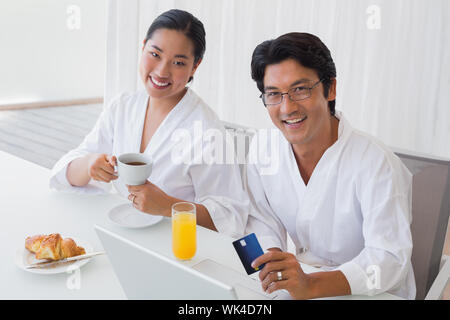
[172, 202, 196, 260]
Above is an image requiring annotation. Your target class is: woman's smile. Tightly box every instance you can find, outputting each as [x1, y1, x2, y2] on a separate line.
[149, 75, 171, 89]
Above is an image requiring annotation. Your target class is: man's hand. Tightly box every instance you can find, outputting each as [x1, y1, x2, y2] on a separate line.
[252, 250, 351, 299]
[252, 250, 314, 299]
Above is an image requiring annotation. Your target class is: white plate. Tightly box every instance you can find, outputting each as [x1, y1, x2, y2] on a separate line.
[15, 237, 94, 275]
[107, 203, 163, 229]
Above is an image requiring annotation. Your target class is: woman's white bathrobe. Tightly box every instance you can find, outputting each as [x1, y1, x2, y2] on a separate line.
[50, 88, 249, 238]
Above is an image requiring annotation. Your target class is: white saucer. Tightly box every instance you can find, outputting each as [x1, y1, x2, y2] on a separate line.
[107, 203, 163, 229]
[15, 237, 94, 275]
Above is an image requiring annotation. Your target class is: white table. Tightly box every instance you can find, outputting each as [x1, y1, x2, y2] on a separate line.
[0, 151, 401, 300]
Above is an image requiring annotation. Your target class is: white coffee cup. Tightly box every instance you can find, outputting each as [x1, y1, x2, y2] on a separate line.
[117, 153, 153, 186]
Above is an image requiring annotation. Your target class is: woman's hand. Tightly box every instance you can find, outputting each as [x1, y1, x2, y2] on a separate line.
[87, 154, 118, 183]
[252, 250, 313, 299]
[127, 182, 217, 230]
[127, 181, 173, 216]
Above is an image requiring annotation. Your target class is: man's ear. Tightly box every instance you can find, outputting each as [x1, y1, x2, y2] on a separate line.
[327, 78, 337, 101]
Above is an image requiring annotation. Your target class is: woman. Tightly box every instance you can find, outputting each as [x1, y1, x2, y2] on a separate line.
[50, 9, 248, 237]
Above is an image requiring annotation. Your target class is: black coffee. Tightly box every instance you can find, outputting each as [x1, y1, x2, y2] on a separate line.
[125, 161, 146, 166]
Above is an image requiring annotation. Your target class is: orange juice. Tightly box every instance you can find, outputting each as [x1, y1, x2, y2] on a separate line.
[172, 212, 196, 260]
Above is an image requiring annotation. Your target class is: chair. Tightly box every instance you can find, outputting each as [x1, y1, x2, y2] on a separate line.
[393, 148, 450, 300]
[222, 121, 254, 185]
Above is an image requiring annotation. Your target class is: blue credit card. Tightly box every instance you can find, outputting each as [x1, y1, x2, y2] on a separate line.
[232, 233, 266, 275]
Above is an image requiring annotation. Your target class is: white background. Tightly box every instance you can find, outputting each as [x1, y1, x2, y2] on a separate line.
[106, 0, 450, 158]
[1, 0, 449, 158]
[0, 0, 106, 104]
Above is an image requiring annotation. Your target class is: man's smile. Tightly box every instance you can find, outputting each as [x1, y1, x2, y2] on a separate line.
[282, 115, 307, 128]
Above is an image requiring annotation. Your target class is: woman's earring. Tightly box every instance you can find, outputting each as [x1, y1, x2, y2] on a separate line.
[186, 76, 194, 86]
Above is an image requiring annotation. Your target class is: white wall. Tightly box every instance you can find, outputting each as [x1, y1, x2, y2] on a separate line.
[107, 0, 447, 159]
[13, 0, 446, 159]
[0, 0, 106, 104]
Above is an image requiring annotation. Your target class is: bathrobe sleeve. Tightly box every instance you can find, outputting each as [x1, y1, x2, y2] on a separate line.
[243, 138, 287, 251]
[335, 152, 414, 297]
[187, 128, 250, 239]
[48, 96, 118, 194]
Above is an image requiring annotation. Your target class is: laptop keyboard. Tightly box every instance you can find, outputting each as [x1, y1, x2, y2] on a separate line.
[192, 259, 278, 300]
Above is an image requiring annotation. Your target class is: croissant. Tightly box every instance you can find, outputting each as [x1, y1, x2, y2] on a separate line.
[25, 233, 85, 260]
[25, 234, 46, 253]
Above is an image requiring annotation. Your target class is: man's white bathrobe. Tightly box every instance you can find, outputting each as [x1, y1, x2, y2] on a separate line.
[50, 88, 249, 238]
[245, 111, 416, 299]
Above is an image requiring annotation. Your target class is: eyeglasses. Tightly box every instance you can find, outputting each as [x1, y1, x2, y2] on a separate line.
[260, 79, 324, 106]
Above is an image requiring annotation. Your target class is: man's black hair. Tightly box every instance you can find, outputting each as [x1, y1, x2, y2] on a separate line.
[251, 32, 336, 115]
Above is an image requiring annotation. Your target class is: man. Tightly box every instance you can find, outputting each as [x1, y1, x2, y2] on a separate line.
[245, 32, 416, 299]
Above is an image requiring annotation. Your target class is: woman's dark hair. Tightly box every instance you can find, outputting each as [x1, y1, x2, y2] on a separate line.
[251, 32, 336, 115]
[145, 9, 206, 83]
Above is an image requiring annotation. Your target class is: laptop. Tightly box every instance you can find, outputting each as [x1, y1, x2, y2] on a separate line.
[95, 225, 284, 300]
